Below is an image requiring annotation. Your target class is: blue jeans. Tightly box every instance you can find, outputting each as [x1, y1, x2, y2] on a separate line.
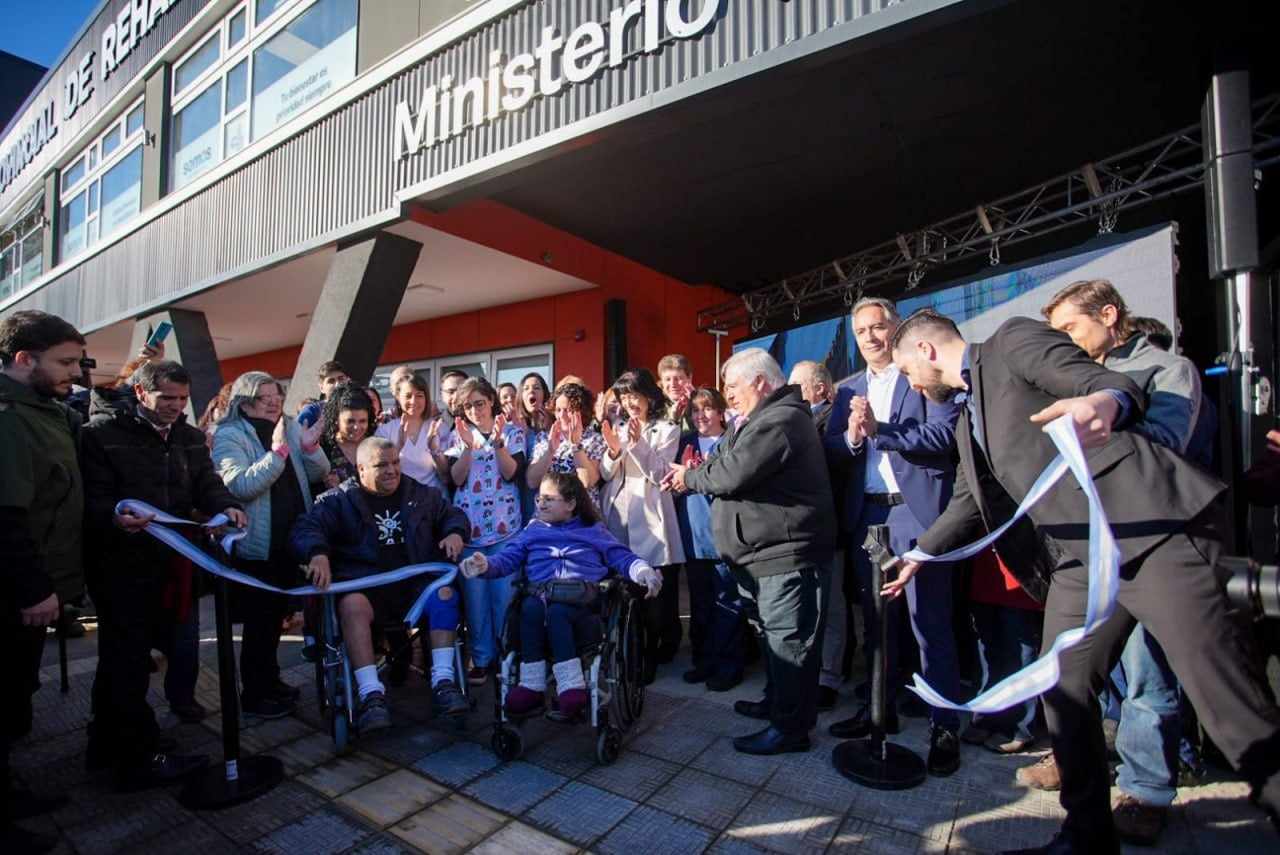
[1106, 623, 1182, 806]
[463, 570, 515, 668]
[970, 603, 1041, 739]
[519, 598, 595, 663]
[686, 558, 745, 679]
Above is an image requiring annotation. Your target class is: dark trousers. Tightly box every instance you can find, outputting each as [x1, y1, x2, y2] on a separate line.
[687, 558, 745, 679]
[156, 605, 200, 706]
[643, 564, 683, 665]
[87, 572, 163, 767]
[851, 502, 962, 729]
[237, 557, 294, 704]
[733, 565, 828, 736]
[2, 612, 45, 814]
[520, 597, 594, 663]
[1042, 519, 1280, 845]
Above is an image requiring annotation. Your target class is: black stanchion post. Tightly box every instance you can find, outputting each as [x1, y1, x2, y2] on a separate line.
[831, 525, 927, 790]
[179, 574, 283, 809]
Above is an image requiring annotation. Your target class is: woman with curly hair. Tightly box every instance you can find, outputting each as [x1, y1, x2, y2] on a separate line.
[320, 384, 377, 488]
[526, 381, 605, 502]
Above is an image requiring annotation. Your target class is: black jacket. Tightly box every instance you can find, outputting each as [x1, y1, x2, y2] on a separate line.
[683, 385, 836, 577]
[290, 477, 469, 580]
[81, 407, 240, 576]
[916, 317, 1226, 598]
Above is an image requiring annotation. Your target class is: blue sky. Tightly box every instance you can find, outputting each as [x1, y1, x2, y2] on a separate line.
[0, 0, 103, 69]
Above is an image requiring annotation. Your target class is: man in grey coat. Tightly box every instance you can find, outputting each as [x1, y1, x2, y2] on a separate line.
[666, 348, 836, 755]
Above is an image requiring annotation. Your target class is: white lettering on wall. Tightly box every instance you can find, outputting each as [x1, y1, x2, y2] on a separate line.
[393, 0, 721, 160]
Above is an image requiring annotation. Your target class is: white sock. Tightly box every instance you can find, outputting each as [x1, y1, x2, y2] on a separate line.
[430, 648, 454, 688]
[519, 660, 547, 692]
[354, 665, 384, 701]
[552, 659, 585, 692]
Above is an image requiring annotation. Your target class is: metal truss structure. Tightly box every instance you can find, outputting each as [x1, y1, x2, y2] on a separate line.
[698, 94, 1280, 333]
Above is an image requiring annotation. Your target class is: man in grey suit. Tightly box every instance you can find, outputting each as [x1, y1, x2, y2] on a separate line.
[883, 309, 1280, 855]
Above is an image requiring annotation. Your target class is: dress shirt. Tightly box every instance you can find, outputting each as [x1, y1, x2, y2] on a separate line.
[848, 363, 901, 494]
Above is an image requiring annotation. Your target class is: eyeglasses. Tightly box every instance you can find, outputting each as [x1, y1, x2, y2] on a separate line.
[462, 399, 489, 411]
[534, 494, 565, 504]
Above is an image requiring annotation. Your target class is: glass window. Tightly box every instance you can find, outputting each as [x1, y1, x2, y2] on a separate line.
[226, 59, 248, 113]
[224, 113, 248, 158]
[88, 182, 99, 215]
[495, 353, 552, 390]
[174, 33, 221, 95]
[127, 105, 145, 137]
[0, 245, 14, 299]
[100, 148, 143, 239]
[62, 157, 86, 192]
[19, 228, 42, 284]
[88, 145, 99, 171]
[255, 0, 287, 25]
[60, 192, 88, 260]
[229, 8, 248, 46]
[102, 125, 122, 157]
[171, 83, 223, 191]
[251, 0, 358, 141]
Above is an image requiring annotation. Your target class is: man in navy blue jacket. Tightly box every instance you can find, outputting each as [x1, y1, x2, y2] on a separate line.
[823, 297, 964, 776]
[292, 437, 470, 731]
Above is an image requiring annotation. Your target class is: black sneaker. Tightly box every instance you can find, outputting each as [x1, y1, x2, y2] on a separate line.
[432, 680, 469, 717]
[733, 698, 771, 720]
[1, 823, 58, 855]
[927, 725, 961, 776]
[7, 788, 69, 821]
[356, 691, 391, 733]
[242, 695, 296, 719]
[115, 752, 210, 791]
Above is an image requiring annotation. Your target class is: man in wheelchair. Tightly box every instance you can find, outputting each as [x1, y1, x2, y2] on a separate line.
[292, 437, 469, 732]
[461, 472, 661, 720]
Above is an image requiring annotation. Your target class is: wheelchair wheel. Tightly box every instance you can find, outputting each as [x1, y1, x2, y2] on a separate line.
[618, 597, 645, 723]
[491, 726, 523, 761]
[332, 704, 350, 752]
[596, 727, 622, 765]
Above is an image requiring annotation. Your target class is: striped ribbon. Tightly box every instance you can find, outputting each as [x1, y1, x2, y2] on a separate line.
[114, 499, 458, 626]
[899, 413, 1120, 714]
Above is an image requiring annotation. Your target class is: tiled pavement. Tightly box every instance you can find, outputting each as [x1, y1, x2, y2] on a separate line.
[12, 612, 1277, 854]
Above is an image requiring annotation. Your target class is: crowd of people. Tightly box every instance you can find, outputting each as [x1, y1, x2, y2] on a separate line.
[3, 276, 1280, 854]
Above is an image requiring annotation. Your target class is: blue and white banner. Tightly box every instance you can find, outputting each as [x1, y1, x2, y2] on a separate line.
[900, 414, 1120, 714]
[115, 499, 458, 626]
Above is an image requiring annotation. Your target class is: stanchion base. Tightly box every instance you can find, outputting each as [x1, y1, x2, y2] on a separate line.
[832, 738, 927, 791]
[179, 755, 284, 810]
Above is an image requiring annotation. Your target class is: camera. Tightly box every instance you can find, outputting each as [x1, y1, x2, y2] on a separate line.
[1220, 555, 1280, 620]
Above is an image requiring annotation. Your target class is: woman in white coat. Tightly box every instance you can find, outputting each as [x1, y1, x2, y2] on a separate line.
[600, 368, 686, 681]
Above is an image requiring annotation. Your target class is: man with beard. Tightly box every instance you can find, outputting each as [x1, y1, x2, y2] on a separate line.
[82, 360, 247, 789]
[0, 311, 87, 854]
[884, 309, 1280, 854]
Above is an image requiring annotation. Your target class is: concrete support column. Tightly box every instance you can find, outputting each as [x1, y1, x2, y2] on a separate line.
[42, 172, 58, 270]
[130, 308, 223, 419]
[283, 231, 422, 413]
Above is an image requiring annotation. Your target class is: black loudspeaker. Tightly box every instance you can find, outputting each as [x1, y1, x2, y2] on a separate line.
[605, 299, 627, 385]
[1203, 70, 1258, 278]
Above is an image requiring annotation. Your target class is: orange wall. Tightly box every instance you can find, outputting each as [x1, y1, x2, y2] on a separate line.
[219, 200, 744, 392]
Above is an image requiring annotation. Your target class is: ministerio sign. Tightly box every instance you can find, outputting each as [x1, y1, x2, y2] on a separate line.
[393, 0, 721, 160]
[0, 0, 181, 195]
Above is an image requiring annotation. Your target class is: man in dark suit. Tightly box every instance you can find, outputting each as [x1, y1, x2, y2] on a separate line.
[823, 298, 964, 776]
[886, 309, 1280, 854]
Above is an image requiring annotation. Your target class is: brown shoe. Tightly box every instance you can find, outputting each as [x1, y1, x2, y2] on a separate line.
[984, 732, 1036, 754]
[1112, 794, 1167, 846]
[1015, 753, 1061, 791]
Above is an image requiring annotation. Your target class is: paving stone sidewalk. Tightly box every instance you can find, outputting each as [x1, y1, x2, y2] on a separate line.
[11, 611, 1276, 854]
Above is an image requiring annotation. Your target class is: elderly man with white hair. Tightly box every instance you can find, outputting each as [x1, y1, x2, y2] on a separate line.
[665, 348, 836, 755]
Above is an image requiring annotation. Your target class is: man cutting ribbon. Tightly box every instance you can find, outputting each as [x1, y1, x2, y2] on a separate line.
[884, 309, 1280, 854]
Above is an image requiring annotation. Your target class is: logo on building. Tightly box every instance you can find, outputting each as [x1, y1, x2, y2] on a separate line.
[393, 0, 721, 161]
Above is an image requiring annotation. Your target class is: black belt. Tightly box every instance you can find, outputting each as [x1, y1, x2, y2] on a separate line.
[864, 492, 904, 506]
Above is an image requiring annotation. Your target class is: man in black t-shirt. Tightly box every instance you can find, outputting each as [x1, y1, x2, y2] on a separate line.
[292, 437, 469, 731]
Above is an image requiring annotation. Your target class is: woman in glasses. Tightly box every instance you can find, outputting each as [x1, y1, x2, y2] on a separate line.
[446, 376, 526, 684]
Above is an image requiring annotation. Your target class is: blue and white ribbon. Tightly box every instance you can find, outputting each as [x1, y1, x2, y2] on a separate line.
[899, 414, 1120, 714]
[114, 500, 458, 626]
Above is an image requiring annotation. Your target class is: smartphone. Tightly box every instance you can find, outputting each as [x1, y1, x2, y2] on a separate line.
[147, 321, 174, 349]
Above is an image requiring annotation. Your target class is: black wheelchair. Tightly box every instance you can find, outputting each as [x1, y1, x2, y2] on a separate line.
[489, 577, 647, 765]
[312, 567, 467, 751]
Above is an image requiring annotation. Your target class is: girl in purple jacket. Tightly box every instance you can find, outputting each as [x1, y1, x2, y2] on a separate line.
[461, 472, 661, 718]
